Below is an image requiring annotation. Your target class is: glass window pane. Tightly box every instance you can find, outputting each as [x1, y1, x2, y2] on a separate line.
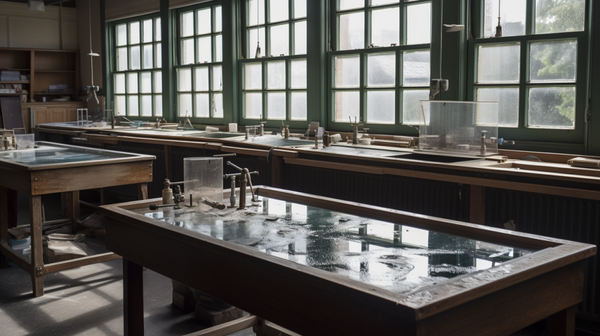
[128, 96, 139, 116]
[407, 3, 431, 45]
[214, 6, 222, 32]
[178, 68, 192, 91]
[339, 12, 364, 50]
[536, 0, 584, 34]
[268, 92, 286, 119]
[197, 8, 211, 35]
[129, 22, 140, 44]
[294, 0, 306, 18]
[117, 24, 127, 46]
[154, 71, 162, 93]
[182, 11, 194, 37]
[197, 36, 212, 63]
[195, 93, 210, 117]
[245, 63, 262, 90]
[371, 7, 399, 47]
[403, 51, 430, 86]
[367, 90, 395, 123]
[291, 59, 307, 89]
[213, 65, 223, 91]
[530, 40, 577, 82]
[484, 0, 526, 38]
[156, 43, 162, 67]
[245, 92, 263, 118]
[155, 18, 162, 41]
[248, 0, 265, 26]
[143, 45, 153, 69]
[155, 95, 163, 116]
[127, 73, 138, 93]
[477, 44, 520, 84]
[339, 0, 363, 10]
[270, 24, 289, 56]
[372, 0, 399, 5]
[182, 39, 195, 65]
[215, 34, 223, 62]
[334, 91, 360, 122]
[115, 73, 125, 94]
[368, 53, 395, 87]
[248, 27, 266, 59]
[141, 72, 151, 93]
[291, 91, 307, 120]
[294, 21, 307, 55]
[528, 87, 575, 129]
[130, 46, 141, 70]
[115, 96, 126, 115]
[141, 95, 152, 116]
[195, 67, 209, 91]
[402, 89, 429, 124]
[477, 88, 519, 127]
[179, 94, 193, 117]
[117, 47, 128, 71]
[335, 55, 360, 88]
[143, 19, 153, 43]
[270, 0, 288, 22]
[212, 93, 223, 118]
[268, 61, 286, 89]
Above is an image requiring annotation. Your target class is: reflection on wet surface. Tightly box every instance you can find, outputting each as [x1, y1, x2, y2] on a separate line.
[0, 143, 133, 166]
[140, 197, 535, 294]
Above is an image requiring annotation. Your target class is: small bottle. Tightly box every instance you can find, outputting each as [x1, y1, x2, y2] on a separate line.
[162, 179, 174, 204]
[284, 125, 290, 139]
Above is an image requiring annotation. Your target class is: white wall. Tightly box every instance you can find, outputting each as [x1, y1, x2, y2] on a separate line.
[0, 1, 78, 50]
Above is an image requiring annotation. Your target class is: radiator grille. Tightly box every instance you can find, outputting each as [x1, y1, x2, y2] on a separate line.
[486, 189, 600, 323]
[283, 165, 469, 221]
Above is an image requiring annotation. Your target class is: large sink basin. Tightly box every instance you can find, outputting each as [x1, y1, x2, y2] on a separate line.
[236, 136, 314, 147]
[186, 132, 245, 139]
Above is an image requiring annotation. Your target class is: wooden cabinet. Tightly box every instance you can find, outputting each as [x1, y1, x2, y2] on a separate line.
[0, 47, 79, 103]
[20, 102, 85, 133]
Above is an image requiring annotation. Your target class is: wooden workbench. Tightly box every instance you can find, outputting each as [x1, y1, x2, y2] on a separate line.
[100, 187, 595, 336]
[0, 141, 155, 297]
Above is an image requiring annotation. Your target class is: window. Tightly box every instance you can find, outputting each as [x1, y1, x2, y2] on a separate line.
[113, 16, 163, 117]
[331, 0, 431, 127]
[177, 3, 223, 119]
[241, 0, 307, 123]
[472, 0, 587, 135]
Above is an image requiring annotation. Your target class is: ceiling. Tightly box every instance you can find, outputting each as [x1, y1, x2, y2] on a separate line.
[2, 0, 76, 8]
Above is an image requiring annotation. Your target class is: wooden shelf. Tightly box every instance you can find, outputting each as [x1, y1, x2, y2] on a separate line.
[34, 92, 75, 96]
[0, 80, 30, 84]
[35, 70, 76, 73]
[0, 93, 27, 96]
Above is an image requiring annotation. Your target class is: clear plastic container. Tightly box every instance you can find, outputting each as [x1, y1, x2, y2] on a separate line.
[184, 157, 223, 207]
[15, 133, 34, 149]
[419, 101, 499, 156]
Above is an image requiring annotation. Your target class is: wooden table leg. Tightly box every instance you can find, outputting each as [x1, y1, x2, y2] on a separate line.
[30, 195, 45, 297]
[0, 187, 9, 268]
[61, 191, 80, 234]
[546, 305, 576, 336]
[138, 183, 148, 200]
[123, 259, 144, 336]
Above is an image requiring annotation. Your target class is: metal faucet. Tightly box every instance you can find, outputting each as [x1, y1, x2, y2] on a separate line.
[156, 118, 167, 128]
[224, 161, 259, 210]
[349, 116, 363, 145]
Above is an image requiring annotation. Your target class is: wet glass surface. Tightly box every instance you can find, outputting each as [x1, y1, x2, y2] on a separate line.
[140, 196, 535, 294]
[0, 143, 134, 166]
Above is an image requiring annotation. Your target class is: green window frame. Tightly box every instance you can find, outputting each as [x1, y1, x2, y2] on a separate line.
[175, 2, 224, 120]
[240, 0, 308, 128]
[468, 0, 590, 146]
[111, 14, 163, 117]
[329, 0, 432, 134]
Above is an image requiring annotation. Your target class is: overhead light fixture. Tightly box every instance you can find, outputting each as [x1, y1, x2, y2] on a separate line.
[28, 0, 45, 11]
[443, 24, 465, 33]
